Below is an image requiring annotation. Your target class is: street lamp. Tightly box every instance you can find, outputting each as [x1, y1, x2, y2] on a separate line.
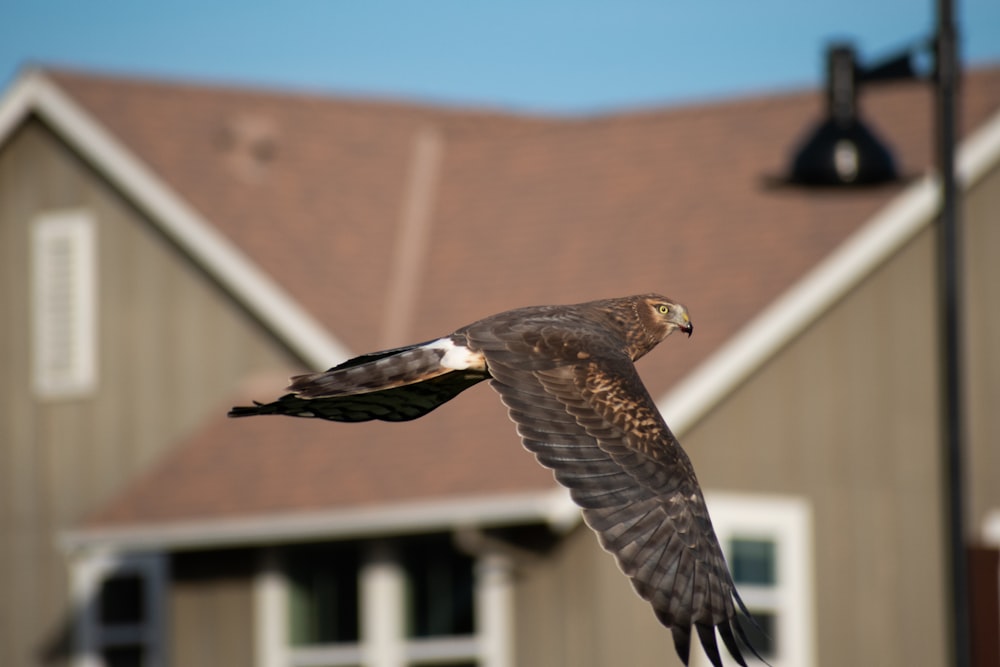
[786, 44, 902, 186]
[781, 2, 969, 664]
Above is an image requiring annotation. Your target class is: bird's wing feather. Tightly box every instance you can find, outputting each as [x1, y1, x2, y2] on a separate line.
[468, 325, 754, 667]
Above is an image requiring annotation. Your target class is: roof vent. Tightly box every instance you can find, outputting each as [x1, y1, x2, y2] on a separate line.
[217, 113, 279, 182]
[787, 44, 900, 186]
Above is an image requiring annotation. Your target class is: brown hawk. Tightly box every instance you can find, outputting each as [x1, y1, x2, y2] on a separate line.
[230, 294, 764, 666]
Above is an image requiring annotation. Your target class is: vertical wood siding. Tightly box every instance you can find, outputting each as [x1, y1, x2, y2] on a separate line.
[513, 525, 674, 667]
[963, 162, 1000, 535]
[171, 549, 259, 667]
[0, 120, 296, 667]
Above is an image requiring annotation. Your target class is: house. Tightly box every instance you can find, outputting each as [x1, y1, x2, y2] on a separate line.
[1, 65, 999, 667]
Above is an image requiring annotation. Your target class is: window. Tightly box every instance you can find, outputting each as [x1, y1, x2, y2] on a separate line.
[71, 552, 167, 667]
[31, 209, 97, 398]
[402, 534, 475, 639]
[694, 494, 816, 667]
[286, 543, 361, 647]
[262, 535, 513, 667]
[730, 537, 779, 658]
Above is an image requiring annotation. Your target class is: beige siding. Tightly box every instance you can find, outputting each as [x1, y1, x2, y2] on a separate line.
[964, 159, 1000, 535]
[513, 524, 675, 667]
[0, 120, 296, 667]
[170, 550, 258, 667]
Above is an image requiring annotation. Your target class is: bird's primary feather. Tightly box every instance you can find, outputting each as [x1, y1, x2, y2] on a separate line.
[229, 294, 761, 666]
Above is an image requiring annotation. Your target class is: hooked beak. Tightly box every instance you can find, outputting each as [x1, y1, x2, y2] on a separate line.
[676, 311, 693, 337]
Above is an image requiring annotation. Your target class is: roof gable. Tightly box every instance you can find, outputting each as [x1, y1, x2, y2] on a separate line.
[0, 69, 351, 368]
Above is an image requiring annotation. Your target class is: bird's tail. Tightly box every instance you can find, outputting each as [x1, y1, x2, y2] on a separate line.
[289, 338, 479, 398]
[228, 338, 489, 422]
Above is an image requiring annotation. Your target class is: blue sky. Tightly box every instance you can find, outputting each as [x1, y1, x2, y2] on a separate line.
[2, 1, 998, 113]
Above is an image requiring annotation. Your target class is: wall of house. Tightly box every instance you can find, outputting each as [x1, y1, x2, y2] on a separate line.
[962, 158, 1000, 538]
[680, 218, 954, 666]
[512, 523, 676, 667]
[0, 119, 296, 667]
[170, 549, 259, 667]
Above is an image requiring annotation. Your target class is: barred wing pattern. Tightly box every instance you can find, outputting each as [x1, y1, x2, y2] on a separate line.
[466, 323, 757, 667]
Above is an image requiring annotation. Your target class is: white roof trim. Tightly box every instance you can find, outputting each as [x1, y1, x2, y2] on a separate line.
[660, 106, 1000, 435]
[961, 106, 1000, 186]
[60, 488, 578, 553]
[0, 70, 350, 369]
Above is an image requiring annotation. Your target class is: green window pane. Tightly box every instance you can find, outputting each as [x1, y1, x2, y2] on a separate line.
[402, 534, 475, 638]
[729, 538, 776, 586]
[286, 543, 360, 645]
[737, 610, 777, 659]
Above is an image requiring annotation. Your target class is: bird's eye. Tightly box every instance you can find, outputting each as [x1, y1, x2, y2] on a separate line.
[658, 304, 670, 314]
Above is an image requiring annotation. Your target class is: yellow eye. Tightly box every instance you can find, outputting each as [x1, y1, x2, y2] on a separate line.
[658, 304, 670, 314]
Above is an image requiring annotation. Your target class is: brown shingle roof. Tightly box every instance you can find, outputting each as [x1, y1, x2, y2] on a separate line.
[48, 67, 1000, 531]
[91, 387, 551, 524]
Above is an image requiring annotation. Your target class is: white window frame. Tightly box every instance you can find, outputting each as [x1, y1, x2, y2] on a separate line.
[982, 508, 1000, 548]
[254, 538, 514, 667]
[31, 209, 98, 398]
[694, 493, 816, 667]
[70, 550, 168, 667]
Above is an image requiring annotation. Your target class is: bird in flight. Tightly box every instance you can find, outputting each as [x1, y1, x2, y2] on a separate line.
[230, 294, 763, 666]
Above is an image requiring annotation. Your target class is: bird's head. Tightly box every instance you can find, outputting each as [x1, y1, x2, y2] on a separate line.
[626, 294, 693, 359]
[642, 295, 692, 336]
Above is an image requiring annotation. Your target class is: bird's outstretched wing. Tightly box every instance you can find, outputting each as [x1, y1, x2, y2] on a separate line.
[467, 327, 759, 667]
[228, 339, 489, 422]
[229, 294, 764, 666]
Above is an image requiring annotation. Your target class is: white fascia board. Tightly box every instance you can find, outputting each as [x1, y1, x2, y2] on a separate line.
[60, 488, 577, 553]
[0, 70, 350, 369]
[0, 68, 38, 139]
[660, 105, 1000, 436]
[960, 107, 1000, 185]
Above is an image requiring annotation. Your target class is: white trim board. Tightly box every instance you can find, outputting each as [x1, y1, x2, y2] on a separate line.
[61, 488, 578, 553]
[983, 509, 1000, 546]
[660, 106, 1000, 436]
[0, 69, 351, 369]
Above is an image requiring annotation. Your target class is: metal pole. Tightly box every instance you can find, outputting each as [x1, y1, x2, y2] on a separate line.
[935, 0, 970, 665]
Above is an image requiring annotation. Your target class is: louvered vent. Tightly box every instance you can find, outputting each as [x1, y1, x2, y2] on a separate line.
[31, 210, 97, 398]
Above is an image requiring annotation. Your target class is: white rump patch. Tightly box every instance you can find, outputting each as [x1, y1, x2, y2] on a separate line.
[427, 338, 485, 371]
